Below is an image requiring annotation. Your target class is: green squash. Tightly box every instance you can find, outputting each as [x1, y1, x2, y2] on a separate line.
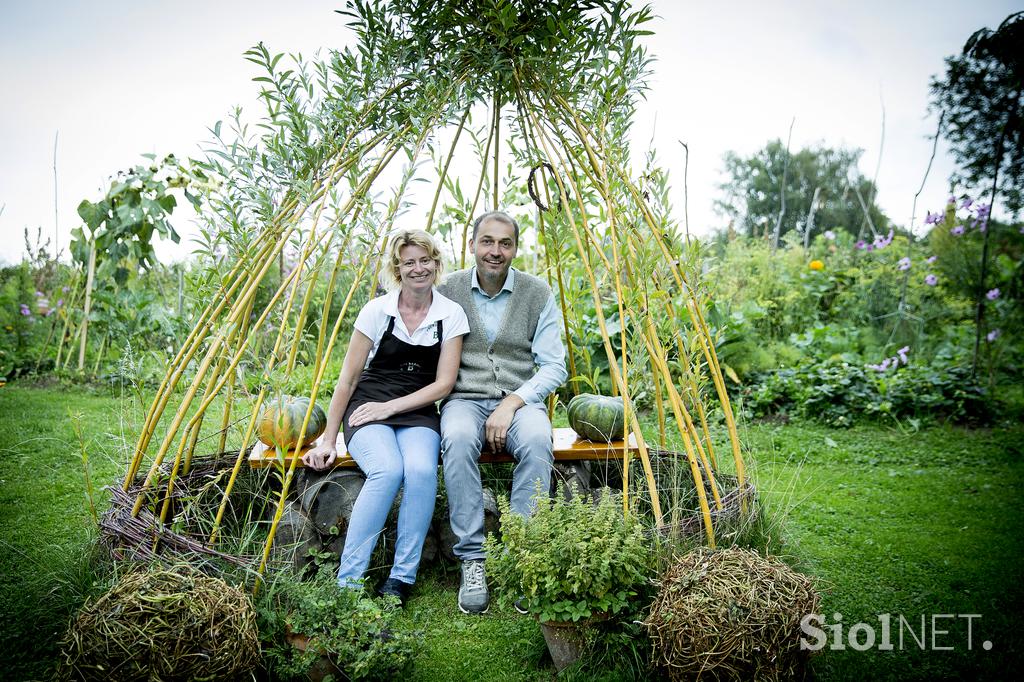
[567, 393, 625, 442]
[257, 396, 327, 449]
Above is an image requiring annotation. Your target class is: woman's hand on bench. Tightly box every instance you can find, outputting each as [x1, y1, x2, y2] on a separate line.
[302, 442, 338, 471]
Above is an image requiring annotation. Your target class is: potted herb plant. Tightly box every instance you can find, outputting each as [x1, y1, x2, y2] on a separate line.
[259, 568, 420, 681]
[485, 487, 654, 671]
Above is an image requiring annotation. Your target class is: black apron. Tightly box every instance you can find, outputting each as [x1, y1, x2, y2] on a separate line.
[342, 315, 444, 444]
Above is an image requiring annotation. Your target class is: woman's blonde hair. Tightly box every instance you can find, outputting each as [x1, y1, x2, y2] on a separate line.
[380, 229, 444, 290]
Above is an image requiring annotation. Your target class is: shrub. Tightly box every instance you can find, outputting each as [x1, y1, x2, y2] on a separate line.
[258, 567, 420, 681]
[743, 357, 995, 426]
[1, 263, 50, 378]
[485, 487, 654, 623]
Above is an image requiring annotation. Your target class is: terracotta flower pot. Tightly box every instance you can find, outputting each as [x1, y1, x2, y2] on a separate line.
[538, 619, 586, 672]
[536, 610, 611, 672]
[284, 626, 340, 682]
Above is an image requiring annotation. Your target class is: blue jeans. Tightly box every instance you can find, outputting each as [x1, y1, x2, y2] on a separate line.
[441, 399, 553, 561]
[336, 424, 439, 588]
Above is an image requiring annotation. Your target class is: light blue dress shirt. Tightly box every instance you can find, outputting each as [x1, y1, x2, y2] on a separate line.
[470, 267, 568, 405]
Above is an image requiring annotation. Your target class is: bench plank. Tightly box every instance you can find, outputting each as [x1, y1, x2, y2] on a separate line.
[248, 427, 638, 469]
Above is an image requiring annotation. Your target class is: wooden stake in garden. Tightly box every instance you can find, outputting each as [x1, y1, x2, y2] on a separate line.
[77, 241, 96, 372]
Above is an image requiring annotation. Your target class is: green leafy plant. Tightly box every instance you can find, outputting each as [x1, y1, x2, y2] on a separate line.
[70, 154, 205, 284]
[743, 356, 994, 426]
[258, 567, 420, 681]
[485, 488, 654, 623]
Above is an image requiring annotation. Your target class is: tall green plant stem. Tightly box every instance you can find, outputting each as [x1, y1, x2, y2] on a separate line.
[511, 98, 579, 394]
[640, 316, 719, 542]
[129, 114, 414, 495]
[145, 135, 409, 519]
[125, 200, 303, 485]
[657, 292, 720, 470]
[458, 101, 499, 268]
[215, 296, 256, 458]
[254, 110, 443, 587]
[77, 241, 96, 372]
[642, 316, 722, 510]
[127, 82, 421, 483]
[47, 270, 83, 371]
[541, 86, 741, 522]
[972, 92, 1014, 377]
[425, 104, 471, 234]
[519, 86, 663, 524]
[493, 89, 501, 209]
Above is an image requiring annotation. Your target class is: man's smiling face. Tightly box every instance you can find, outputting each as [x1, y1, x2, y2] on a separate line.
[470, 218, 517, 286]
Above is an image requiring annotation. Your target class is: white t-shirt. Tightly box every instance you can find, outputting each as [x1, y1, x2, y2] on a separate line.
[353, 288, 470, 366]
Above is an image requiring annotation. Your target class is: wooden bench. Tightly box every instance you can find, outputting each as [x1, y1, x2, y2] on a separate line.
[248, 427, 638, 469]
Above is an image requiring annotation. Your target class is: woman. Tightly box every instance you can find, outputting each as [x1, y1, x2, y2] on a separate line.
[303, 229, 468, 605]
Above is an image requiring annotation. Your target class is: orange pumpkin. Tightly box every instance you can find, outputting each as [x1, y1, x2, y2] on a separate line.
[257, 396, 327, 449]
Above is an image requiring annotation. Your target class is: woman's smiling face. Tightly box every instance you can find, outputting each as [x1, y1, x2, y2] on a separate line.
[398, 244, 437, 292]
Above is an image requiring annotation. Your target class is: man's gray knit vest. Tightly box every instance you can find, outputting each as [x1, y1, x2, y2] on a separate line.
[438, 268, 550, 401]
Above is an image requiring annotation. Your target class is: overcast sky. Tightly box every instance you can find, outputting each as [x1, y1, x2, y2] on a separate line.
[0, 0, 1018, 266]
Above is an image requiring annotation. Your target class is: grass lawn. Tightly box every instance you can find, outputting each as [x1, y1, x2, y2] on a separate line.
[739, 420, 1024, 681]
[1, 383, 1022, 680]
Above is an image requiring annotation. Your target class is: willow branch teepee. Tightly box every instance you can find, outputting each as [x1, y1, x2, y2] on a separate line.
[114, 0, 747, 582]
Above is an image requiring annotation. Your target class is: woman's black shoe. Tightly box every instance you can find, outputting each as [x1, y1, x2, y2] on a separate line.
[377, 578, 412, 606]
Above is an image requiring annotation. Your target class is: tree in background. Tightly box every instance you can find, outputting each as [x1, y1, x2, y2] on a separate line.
[929, 11, 1023, 375]
[715, 141, 888, 243]
[930, 11, 1023, 216]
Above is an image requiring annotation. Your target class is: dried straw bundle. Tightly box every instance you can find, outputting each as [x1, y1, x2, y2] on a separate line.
[645, 547, 819, 681]
[59, 566, 260, 681]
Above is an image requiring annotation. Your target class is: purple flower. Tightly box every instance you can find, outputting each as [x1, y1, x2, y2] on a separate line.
[951, 225, 965, 236]
[947, 195, 957, 205]
[927, 255, 937, 264]
[986, 288, 1000, 301]
[925, 274, 938, 286]
[975, 203, 991, 218]
[56, 298, 64, 307]
[35, 290, 44, 297]
[977, 220, 988, 233]
[871, 229, 895, 250]
[62, 286, 69, 293]
[856, 240, 867, 250]
[924, 211, 942, 225]
[987, 329, 1000, 342]
[960, 197, 973, 210]
[897, 346, 910, 364]
[897, 257, 911, 271]
[867, 358, 893, 372]
[19, 304, 31, 316]
[823, 230, 836, 241]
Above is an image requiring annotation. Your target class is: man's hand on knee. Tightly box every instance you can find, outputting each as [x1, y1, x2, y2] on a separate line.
[484, 395, 524, 453]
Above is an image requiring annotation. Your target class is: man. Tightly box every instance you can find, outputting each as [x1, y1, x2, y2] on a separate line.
[438, 210, 568, 614]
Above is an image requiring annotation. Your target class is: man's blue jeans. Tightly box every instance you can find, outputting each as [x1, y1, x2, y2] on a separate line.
[441, 399, 554, 562]
[336, 424, 439, 588]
